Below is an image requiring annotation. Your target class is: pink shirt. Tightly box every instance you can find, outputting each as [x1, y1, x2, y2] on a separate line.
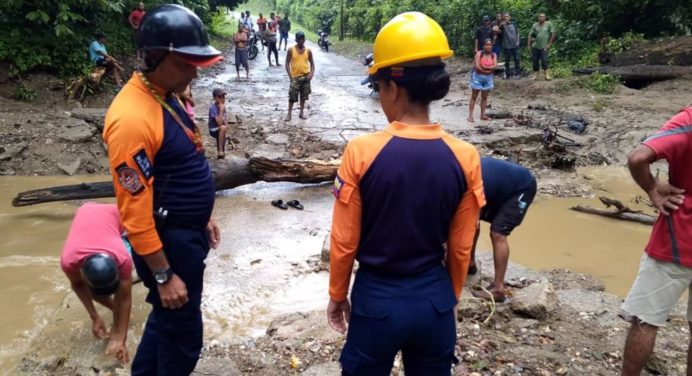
[60, 203, 133, 280]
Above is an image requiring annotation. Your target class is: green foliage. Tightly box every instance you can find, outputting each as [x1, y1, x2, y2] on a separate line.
[210, 11, 235, 37]
[272, 0, 688, 68]
[14, 83, 37, 102]
[604, 32, 645, 55]
[0, 1, 219, 77]
[585, 72, 619, 94]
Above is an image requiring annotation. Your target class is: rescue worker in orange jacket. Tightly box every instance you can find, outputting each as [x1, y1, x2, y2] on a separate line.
[103, 4, 222, 375]
[327, 12, 485, 376]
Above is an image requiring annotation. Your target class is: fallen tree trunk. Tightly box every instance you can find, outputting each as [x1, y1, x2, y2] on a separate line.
[12, 156, 339, 207]
[573, 65, 692, 82]
[570, 205, 655, 225]
[605, 36, 692, 66]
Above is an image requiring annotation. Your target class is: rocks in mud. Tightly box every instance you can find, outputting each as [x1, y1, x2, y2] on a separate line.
[510, 277, 558, 320]
[302, 361, 340, 375]
[0, 141, 28, 160]
[68, 108, 107, 130]
[57, 157, 82, 176]
[57, 119, 95, 143]
[192, 357, 241, 376]
[265, 133, 289, 145]
[486, 109, 513, 119]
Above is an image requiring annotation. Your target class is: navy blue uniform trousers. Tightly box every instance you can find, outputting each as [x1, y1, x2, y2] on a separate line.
[340, 265, 457, 376]
[131, 224, 209, 376]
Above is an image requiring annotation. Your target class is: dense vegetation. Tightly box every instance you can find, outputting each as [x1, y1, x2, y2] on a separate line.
[0, 0, 242, 77]
[275, 0, 691, 67]
[0, 0, 690, 85]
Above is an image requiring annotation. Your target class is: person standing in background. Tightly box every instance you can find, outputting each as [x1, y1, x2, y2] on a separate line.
[499, 12, 521, 79]
[257, 13, 267, 51]
[468, 38, 497, 122]
[491, 12, 504, 59]
[265, 12, 280, 66]
[243, 10, 253, 33]
[233, 24, 250, 79]
[528, 13, 556, 80]
[284, 32, 314, 121]
[279, 14, 292, 51]
[474, 15, 494, 53]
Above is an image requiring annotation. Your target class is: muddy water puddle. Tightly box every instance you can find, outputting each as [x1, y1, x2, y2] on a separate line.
[0, 166, 657, 370]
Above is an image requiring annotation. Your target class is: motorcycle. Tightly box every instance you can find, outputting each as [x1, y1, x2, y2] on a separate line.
[247, 29, 260, 60]
[360, 53, 377, 97]
[317, 29, 331, 52]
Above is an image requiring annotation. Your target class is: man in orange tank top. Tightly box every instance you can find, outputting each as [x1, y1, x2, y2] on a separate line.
[284, 31, 315, 121]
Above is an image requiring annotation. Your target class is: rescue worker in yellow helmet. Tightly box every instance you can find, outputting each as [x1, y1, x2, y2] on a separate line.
[327, 12, 485, 375]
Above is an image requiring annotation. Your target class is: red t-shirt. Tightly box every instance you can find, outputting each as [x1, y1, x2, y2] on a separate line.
[257, 17, 267, 31]
[643, 107, 692, 265]
[60, 203, 133, 280]
[129, 10, 145, 29]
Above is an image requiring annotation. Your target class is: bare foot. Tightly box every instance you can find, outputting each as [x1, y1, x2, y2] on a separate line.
[467, 117, 475, 123]
[299, 113, 308, 120]
[284, 115, 292, 121]
[481, 116, 492, 121]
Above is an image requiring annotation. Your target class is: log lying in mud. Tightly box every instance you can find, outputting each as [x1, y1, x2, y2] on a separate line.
[12, 157, 339, 207]
[569, 205, 655, 225]
[573, 65, 692, 83]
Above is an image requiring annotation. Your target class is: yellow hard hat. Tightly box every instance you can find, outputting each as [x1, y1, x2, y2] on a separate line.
[368, 12, 454, 75]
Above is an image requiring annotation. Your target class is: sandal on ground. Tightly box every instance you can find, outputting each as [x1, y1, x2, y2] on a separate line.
[271, 199, 288, 210]
[471, 285, 507, 303]
[467, 263, 478, 275]
[217, 153, 225, 159]
[286, 200, 304, 210]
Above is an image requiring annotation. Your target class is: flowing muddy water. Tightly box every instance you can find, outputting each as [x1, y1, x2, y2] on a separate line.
[0, 169, 656, 372]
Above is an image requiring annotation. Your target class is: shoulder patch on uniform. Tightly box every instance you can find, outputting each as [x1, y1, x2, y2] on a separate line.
[116, 163, 144, 195]
[332, 175, 345, 199]
[132, 148, 153, 180]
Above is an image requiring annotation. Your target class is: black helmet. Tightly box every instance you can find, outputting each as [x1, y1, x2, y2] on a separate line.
[80, 253, 119, 296]
[295, 31, 306, 40]
[136, 4, 221, 60]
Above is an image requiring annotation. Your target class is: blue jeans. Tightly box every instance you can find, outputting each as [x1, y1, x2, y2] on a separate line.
[531, 48, 549, 71]
[492, 42, 502, 60]
[340, 265, 457, 376]
[503, 47, 521, 78]
[131, 224, 210, 376]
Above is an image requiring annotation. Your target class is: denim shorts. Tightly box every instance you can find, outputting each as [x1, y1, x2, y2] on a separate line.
[469, 70, 494, 91]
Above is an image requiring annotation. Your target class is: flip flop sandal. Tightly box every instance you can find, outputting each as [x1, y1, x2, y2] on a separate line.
[271, 199, 288, 210]
[286, 200, 304, 210]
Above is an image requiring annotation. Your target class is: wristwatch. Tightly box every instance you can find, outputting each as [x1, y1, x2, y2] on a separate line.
[153, 267, 173, 285]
